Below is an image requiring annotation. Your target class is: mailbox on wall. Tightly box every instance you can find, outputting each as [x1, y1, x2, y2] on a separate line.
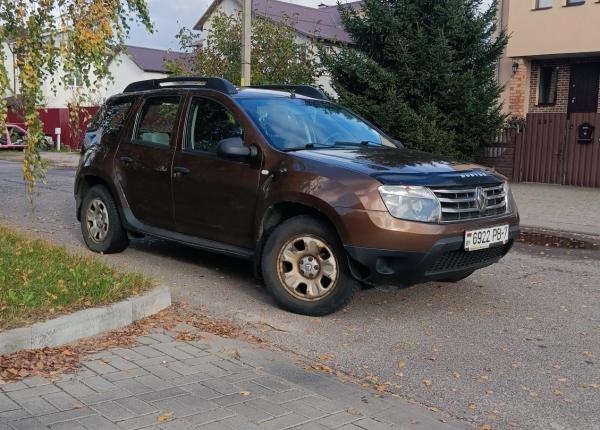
[577, 122, 594, 143]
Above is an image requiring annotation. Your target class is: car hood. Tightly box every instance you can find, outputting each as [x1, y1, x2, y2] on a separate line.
[291, 147, 505, 186]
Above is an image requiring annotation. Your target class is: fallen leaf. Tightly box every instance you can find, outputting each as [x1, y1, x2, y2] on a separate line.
[157, 411, 173, 423]
[553, 388, 562, 396]
[468, 402, 476, 410]
[422, 379, 432, 387]
[239, 391, 251, 397]
[398, 361, 406, 369]
[311, 363, 333, 374]
[480, 425, 492, 430]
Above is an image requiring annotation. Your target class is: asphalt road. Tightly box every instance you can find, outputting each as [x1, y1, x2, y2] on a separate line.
[1, 160, 599, 430]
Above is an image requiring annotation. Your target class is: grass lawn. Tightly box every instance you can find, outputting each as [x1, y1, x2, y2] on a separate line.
[0, 225, 153, 331]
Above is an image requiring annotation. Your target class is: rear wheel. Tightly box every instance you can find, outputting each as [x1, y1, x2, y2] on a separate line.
[80, 185, 129, 254]
[261, 215, 357, 316]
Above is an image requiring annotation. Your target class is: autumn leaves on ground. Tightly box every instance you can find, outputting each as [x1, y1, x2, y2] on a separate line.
[0, 303, 244, 384]
[0, 225, 151, 330]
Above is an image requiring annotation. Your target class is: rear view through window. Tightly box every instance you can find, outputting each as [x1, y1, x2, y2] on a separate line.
[134, 97, 180, 147]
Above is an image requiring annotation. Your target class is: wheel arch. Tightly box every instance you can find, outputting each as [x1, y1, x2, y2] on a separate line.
[76, 174, 118, 221]
[253, 199, 348, 278]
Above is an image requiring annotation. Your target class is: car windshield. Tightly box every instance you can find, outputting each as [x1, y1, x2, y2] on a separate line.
[237, 98, 397, 151]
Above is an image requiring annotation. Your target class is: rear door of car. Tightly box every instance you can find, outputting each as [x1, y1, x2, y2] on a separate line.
[114, 93, 183, 231]
[171, 92, 262, 249]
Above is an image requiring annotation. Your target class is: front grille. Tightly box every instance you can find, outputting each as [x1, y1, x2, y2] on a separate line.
[426, 243, 511, 275]
[430, 182, 508, 222]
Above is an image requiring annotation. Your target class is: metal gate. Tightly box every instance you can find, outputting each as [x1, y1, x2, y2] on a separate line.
[520, 113, 600, 187]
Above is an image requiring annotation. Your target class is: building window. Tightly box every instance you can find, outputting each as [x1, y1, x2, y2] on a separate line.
[565, 0, 585, 5]
[538, 66, 559, 105]
[65, 73, 83, 88]
[535, 0, 553, 8]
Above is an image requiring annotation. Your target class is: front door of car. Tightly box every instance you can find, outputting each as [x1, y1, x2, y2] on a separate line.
[171, 96, 261, 249]
[115, 95, 182, 231]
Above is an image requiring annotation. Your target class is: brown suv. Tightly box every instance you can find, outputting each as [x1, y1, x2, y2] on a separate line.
[75, 77, 519, 316]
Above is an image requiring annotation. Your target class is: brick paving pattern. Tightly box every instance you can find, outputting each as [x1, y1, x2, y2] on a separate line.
[0, 330, 470, 430]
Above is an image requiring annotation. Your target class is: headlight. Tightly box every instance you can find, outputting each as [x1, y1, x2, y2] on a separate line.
[503, 182, 518, 215]
[378, 185, 441, 223]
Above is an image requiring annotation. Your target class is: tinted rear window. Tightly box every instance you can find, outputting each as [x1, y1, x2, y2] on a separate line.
[88, 99, 134, 132]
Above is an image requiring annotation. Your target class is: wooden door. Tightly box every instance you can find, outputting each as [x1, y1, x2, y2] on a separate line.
[568, 63, 600, 114]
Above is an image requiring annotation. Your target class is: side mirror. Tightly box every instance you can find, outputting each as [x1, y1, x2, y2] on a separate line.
[216, 137, 258, 159]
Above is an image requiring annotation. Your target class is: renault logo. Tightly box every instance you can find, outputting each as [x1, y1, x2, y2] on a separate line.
[475, 187, 487, 212]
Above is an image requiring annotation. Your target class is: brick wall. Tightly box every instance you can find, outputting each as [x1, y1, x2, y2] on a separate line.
[527, 58, 600, 115]
[508, 58, 529, 118]
[528, 61, 571, 114]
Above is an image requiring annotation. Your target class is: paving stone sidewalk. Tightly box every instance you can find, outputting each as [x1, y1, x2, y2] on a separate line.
[511, 183, 600, 236]
[0, 327, 471, 430]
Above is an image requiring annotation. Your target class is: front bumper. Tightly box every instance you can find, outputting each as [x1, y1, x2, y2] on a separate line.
[346, 225, 519, 286]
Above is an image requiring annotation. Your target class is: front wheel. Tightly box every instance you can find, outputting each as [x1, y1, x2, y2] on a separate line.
[261, 215, 358, 316]
[80, 185, 129, 254]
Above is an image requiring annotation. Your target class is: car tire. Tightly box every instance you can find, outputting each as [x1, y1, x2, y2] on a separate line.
[439, 271, 474, 283]
[80, 185, 129, 254]
[261, 215, 358, 316]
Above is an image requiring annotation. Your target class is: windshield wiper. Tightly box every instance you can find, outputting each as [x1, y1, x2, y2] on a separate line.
[333, 140, 380, 147]
[283, 143, 330, 152]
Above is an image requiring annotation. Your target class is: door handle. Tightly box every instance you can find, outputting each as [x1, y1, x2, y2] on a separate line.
[119, 156, 133, 165]
[173, 166, 191, 178]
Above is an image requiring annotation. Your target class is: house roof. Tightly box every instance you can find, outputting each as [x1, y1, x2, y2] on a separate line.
[193, 0, 361, 45]
[124, 45, 186, 73]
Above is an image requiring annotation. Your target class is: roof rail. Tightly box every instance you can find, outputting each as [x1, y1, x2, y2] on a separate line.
[247, 85, 329, 100]
[123, 77, 238, 94]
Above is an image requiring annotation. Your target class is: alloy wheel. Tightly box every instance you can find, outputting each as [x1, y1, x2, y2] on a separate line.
[86, 198, 110, 243]
[277, 235, 339, 301]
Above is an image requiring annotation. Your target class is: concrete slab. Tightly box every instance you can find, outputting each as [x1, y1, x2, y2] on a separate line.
[0, 286, 170, 355]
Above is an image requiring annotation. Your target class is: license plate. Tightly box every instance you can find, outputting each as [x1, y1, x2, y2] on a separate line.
[464, 225, 509, 251]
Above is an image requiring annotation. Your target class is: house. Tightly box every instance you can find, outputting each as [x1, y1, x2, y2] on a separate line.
[4, 45, 184, 148]
[194, 0, 360, 93]
[496, 0, 600, 187]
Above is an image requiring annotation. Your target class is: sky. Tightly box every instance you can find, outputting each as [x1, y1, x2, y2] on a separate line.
[126, 0, 494, 51]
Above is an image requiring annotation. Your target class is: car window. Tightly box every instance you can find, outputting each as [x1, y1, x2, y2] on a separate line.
[9, 127, 25, 142]
[89, 99, 133, 132]
[135, 97, 180, 147]
[187, 98, 243, 153]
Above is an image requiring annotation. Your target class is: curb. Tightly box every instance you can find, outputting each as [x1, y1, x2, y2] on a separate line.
[0, 285, 171, 355]
[520, 225, 600, 243]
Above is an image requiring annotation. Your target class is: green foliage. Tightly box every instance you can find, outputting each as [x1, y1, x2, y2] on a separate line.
[0, 0, 152, 199]
[321, 0, 508, 159]
[0, 225, 152, 330]
[168, 12, 321, 86]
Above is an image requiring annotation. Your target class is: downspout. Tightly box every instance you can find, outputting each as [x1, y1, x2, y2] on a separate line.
[496, 0, 506, 84]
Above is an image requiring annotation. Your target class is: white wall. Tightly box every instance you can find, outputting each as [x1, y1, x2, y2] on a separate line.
[1, 43, 168, 109]
[44, 54, 168, 108]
